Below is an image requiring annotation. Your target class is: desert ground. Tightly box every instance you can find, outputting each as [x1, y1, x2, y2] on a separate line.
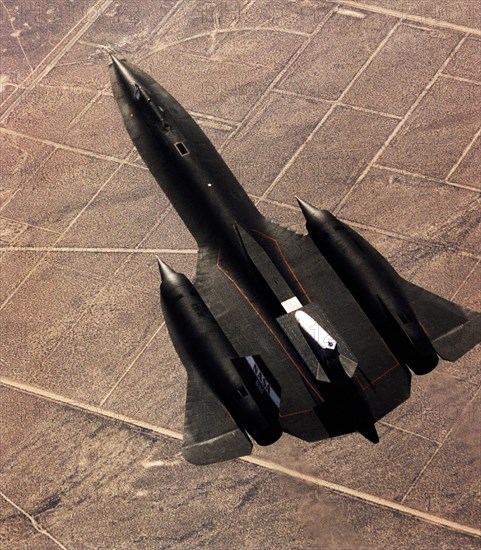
[1, 1, 480, 548]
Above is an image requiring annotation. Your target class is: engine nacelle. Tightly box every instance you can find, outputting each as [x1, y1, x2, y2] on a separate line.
[158, 258, 282, 444]
[297, 199, 438, 375]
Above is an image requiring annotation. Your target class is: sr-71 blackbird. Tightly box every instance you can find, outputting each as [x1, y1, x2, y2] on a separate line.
[110, 55, 481, 465]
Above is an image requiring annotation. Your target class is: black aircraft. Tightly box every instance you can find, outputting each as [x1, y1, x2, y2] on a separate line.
[110, 55, 481, 465]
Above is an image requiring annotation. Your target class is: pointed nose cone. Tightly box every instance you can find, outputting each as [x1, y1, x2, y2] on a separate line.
[109, 53, 137, 90]
[296, 197, 337, 225]
[296, 197, 319, 221]
[156, 257, 177, 282]
[109, 52, 121, 67]
[109, 52, 125, 74]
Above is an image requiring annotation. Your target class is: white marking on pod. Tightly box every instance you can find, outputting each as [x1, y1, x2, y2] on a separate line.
[295, 310, 337, 350]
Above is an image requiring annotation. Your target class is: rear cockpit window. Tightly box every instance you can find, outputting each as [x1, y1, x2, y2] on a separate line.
[175, 142, 189, 156]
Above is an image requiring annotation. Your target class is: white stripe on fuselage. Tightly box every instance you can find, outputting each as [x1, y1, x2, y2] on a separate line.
[295, 311, 337, 350]
[282, 296, 303, 313]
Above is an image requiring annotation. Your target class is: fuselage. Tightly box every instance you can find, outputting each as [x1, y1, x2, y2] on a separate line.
[110, 56, 265, 253]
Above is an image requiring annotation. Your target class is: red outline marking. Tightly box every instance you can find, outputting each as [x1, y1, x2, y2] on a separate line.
[225, 228, 408, 403]
[353, 362, 401, 391]
[252, 230, 404, 392]
[279, 408, 313, 418]
[350, 331, 402, 391]
[216, 248, 324, 403]
[419, 320, 430, 337]
[250, 229, 311, 303]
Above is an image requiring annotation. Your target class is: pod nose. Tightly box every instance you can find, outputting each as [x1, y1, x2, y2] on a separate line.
[296, 197, 318, 220]
[296, 197, 336, 225]
[156, 257, 177, 282]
